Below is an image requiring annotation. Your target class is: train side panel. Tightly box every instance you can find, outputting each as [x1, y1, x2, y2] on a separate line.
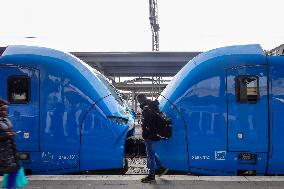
[0, 66, 40, 152]
[267, 56, 284, 174]
[0, 55, 91, 174]
[226, 64, 269, 175]
[38, 59, 88, 174]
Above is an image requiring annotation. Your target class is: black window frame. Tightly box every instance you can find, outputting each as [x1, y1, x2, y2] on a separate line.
[7, 75, 31, 104]
[235, 75, 259, 104]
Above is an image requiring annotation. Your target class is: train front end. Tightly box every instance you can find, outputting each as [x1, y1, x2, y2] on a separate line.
[79, 70, 133, 171]
[157, 44, 269, 175]
[0, 45, 133, 174]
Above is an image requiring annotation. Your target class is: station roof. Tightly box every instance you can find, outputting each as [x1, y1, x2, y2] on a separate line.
[71, 51, 201, 77]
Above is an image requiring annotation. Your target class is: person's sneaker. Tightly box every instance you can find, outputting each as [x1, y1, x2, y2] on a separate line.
[157, 167, 169, 177]
[141, 175, 155, 183]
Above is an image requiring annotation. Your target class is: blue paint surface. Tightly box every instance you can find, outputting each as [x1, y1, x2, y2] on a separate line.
[267, 56, 284, 174]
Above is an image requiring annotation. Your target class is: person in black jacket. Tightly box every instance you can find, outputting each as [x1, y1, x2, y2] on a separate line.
[136, 94, 168, 183]
[0, 99, 20, 189]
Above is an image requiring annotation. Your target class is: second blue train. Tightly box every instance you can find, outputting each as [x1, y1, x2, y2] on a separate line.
[157, 44, 284, 175]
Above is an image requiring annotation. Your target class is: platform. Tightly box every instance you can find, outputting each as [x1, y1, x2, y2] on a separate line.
[1, 175, 284, 189]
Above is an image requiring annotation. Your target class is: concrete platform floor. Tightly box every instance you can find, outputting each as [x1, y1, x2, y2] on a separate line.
[2, 175, 284, 189]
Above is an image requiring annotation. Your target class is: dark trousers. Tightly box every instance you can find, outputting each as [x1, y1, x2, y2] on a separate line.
[144, 139, 163, 176]
[7, 171, 17, 189]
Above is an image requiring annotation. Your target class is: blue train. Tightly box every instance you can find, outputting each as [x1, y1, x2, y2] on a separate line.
[157, 44, 284, 175]
[0, 45, 134, 174]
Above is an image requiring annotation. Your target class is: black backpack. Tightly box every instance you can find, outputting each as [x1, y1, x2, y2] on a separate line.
[154, 111, 172, 139]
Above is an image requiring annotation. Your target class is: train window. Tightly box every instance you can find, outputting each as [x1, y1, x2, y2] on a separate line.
[235, 76, 259, 104]
[7, 76, 30, 104]
[94, 72, 124, 104]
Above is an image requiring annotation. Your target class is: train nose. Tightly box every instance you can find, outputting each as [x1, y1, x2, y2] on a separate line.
[79, 95, 130, 171]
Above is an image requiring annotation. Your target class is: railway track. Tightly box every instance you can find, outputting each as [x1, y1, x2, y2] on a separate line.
[125, 158, 148, 175]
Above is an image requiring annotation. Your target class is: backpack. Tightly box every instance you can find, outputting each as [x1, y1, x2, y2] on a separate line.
[154, 111, 172, 139]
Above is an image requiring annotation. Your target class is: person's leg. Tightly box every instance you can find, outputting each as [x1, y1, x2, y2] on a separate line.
[151, 141, 164, 168]
[144, 139, 156, 177]
[154, 153, 162, 168]
[144, 140, 150, 170]
[7, 171, 17, 189]
[141, 139, 156, 183]
[153, 144, 169, 176]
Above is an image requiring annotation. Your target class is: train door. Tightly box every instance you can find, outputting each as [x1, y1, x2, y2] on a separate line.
[226, 65, 268, 153]
[0, 66, 40, 151]
[267, 56, 284, 174]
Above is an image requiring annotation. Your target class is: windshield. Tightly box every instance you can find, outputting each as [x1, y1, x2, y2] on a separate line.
[74, 56, 124, 104]
[71, 55, 123, 105]
[94, 72, 124, 104]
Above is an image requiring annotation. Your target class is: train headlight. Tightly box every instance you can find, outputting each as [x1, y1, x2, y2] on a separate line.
[19, 153, 30, 160]
[107, 116, 128, 125]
